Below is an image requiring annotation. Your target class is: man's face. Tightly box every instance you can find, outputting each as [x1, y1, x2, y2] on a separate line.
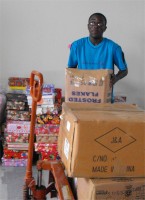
[88, 15, 107, 39]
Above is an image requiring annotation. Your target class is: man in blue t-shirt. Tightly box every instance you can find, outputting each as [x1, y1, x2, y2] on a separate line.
[68, 13, 128, 87]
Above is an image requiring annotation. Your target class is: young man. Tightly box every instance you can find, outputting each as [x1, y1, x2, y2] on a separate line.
[68, 13, 128, 87]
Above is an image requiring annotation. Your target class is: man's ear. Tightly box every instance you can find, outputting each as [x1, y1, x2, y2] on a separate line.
[104, 26, 107, 32]
[87, 24, 89, 30]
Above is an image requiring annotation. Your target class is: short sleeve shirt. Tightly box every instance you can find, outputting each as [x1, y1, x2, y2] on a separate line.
[68, 37, 127, 71]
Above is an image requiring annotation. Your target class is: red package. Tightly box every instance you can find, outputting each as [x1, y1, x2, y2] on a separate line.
[6, 133, 29, 143]
[8, 77, 30, 87]
[40, 151, 60, 161]
[34, 124, 59, 135]
[55, 88, 62, 104]
[3, 148, 28, 159]
[34, 143, 57, 153]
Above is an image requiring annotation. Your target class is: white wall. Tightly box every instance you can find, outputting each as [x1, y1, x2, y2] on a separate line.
[0, 0, 145, 109]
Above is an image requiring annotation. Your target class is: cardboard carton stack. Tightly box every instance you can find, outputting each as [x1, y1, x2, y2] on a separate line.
[2, 77, 30, 167]
[58, 69, 145, 199]
[58, 102, 145, 199]
[77, 177, 145, 199]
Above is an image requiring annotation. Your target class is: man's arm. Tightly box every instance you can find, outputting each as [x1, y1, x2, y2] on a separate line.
[111, 68, 128, 86]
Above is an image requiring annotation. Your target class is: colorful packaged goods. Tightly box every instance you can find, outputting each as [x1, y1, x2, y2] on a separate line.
[6, 101, 26, 110]
[36, 113, 60, 125]
[27, 94, 55, 106]
[25, 84, 55, 96]
[34, 124, 59, 135]
[7, 143, 29, 150]
[114, 94, 127, 103]
[7, 110, 30, 121]
[3, 149, 28, 159]
[55, 88, 62, 104]
[40, 151, 60, 161]
[36, 134, 58, 143]
[6, 133, 29, 143]
[35, 105, 60, 115]
[6, 93, 27, 102]
[6, 120, 30, 133]
[0, 93, 6, 124]
[2, 158, 28, 167]
[8, 77, 30, 87]
[34, 143, 57, 153]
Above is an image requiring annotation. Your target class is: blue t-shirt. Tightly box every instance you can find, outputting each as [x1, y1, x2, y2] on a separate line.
[68, 37, 127, 71]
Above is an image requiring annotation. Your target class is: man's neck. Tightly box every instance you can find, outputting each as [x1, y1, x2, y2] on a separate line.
[89, 37, 103, 46]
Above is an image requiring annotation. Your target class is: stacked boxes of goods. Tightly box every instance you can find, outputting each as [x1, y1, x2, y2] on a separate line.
[34, 124, 60, 161]
[2, 77, 30, 167]
[26, 84, 62, 162]
[58, 103, 145, 199]
[57, 68, 145, 199]
[8, 77, 30, 93]
[0, 92, 6, 159]
[3, 120, 30, 166]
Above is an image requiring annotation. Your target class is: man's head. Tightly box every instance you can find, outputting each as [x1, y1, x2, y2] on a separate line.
[88, 13, 107, 41]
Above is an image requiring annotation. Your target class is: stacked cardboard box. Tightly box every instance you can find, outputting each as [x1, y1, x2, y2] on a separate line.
[58, 69, 145, 199]
[58, 102, 145, 178]
[77, 177, 145, 199]
[58, 102, 145, 199]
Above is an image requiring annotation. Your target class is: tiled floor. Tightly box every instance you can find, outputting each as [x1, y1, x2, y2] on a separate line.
[0, 163, 57, 200]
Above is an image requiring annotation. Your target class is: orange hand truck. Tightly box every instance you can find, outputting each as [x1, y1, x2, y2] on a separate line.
[23, 70, 75, 200]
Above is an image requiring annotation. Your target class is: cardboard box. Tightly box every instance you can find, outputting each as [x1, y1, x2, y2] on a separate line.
[77, 177, 145, 200]
[65, 68, 113, 103]
[58, 102, 145, 178]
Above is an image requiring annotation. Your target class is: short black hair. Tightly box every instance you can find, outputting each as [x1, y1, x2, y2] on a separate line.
[89, 13, 107, 25]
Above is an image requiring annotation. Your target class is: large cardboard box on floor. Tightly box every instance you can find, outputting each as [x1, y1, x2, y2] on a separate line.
[77, 177, 145, 200]
[58, 102, 145, 178]
[65, 68, 113, 103]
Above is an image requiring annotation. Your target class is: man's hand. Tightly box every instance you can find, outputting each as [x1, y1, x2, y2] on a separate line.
[110, 69, 128, 87]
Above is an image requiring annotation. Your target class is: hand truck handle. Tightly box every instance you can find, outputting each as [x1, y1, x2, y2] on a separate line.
[30, 70, 43, 102]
